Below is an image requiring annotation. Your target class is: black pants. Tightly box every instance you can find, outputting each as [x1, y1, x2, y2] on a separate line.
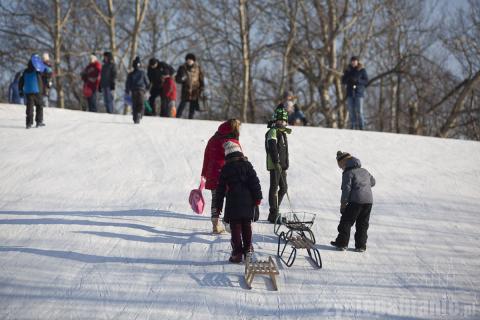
[25, 94, 43, 126]
[230, 219, 252, 256]
[176, 99, 199, 119]
[148, 88, 161, 115]
[335, 203, 372, 248]
[132, 90, 144, 123]
[268, 169, 288, 220]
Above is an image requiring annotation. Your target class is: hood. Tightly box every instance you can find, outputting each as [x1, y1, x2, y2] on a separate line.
[217, 121, 232, 135]
[345, 157, 361, 170]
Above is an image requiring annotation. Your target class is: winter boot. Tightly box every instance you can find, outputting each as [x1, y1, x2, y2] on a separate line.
[330, 241, 347, 251]
[267, 209, 278, 224]
[243, 245, 254, 261]
[354, 247, 366, 252]
[211, 218, 225, 234]
[36, 122, 45, 128]
[229, 252, 242, 263]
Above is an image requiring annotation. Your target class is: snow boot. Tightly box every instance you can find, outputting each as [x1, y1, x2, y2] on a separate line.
[211, 218, 225, 234]
[243, 246, 254, 261]
[229, 253, 242, 263]
[354, 247, 366, 252]
[267, 209, 278, 224]
[330, 241, 347, 251]
[26, 124, 32, 129]
[36, 122, 45, 128]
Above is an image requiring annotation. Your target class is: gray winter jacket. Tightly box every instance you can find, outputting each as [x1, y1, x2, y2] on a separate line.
[341, 157, 375, 204]
[125, 68, 149, 94]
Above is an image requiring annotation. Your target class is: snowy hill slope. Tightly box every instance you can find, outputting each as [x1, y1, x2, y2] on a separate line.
[0, 104, 479, 319]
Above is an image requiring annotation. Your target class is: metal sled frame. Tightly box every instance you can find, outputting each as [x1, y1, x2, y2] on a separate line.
[277, 231, 322, 269]
[274, 212, 316, 244]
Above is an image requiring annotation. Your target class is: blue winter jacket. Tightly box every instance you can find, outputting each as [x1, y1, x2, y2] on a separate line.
[18, 62, 44, 96]
[341, 65, 369, 98]
[341, 157, 376, 204]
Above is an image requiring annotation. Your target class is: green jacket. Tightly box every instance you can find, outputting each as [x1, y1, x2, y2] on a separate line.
[265, 126, 291, 171]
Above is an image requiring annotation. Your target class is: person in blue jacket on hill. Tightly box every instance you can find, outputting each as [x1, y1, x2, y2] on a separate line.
[342, 56, 369, 130]
[331, 151, 376, 252]
[125, 56, 150, 124]
[18, 56, 46, 129]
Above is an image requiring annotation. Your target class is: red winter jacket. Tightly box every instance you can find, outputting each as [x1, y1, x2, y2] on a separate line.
[201, 121, 237, 190]
[82, 61, 102, 91]
[162, 76, 177, 101]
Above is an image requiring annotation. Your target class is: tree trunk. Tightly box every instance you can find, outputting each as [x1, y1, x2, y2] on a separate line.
[238, 0, 250, 123]
[106, 0, 117, 58]
[54, 0, 64, 109]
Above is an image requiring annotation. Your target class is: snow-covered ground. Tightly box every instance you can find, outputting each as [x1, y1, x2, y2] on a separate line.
[0, 104, 479, 319]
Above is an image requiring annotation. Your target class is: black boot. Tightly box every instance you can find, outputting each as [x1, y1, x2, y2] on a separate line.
[330, 241, 347, 251]
[267, 209, 278, 224]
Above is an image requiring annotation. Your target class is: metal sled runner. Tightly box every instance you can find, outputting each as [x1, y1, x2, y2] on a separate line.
[276, 212, 322, 268]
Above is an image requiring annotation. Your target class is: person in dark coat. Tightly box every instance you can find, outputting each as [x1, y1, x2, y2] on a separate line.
[125, 56, 150, 124]
[147, 58, 162, 116]
[8, 72, 23, 105]
[288, 105, 308, 126]
[341, 56, 369, 130]
[175, 53, 204, 119]
[216, 140, 262, 263]
[18, 56, 45, 129]
[201, 119, 241, 234]
[100, 52, 117, 114]
[266, 107, 292, 223]
[331, 151, 376, 252]
[41, 53, 53, 108]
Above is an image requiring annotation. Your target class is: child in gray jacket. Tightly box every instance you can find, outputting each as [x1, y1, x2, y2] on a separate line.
[331, 151, 376, 252]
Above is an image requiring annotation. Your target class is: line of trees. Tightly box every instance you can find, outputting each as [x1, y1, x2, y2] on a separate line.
[0, 0, 478, 140]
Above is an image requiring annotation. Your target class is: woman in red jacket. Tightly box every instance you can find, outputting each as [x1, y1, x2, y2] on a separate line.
[201, 119, 241, 233]
[81, 54, 102, 112]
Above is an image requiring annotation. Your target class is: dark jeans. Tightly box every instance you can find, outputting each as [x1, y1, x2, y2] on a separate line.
[87, 90, 98, 112]
[176, 99, 199, 119]
[148, 88, 161, 116]
[335, 203, 372, 248]
[102, 87, 114, 114]
[268, 169, 288, 219]
[160, 98, 174, 117]
[25, 94, 43, 126]
[210, 190, 219, 218]
[132, 90, 144, 123]
[230, 219, 252, 256]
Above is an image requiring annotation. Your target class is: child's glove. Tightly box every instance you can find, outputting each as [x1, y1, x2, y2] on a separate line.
[255, 199, 261, 206]
[340, 202, 347, 214]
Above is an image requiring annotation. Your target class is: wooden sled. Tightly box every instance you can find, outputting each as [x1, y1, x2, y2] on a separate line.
[244, 255, 279, 290]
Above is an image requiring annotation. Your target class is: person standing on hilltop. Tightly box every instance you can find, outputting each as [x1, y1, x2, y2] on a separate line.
[18, 55, 46, 129]
[125, 57, 149, 124]
[99, 51, 117, 114]
[175, 53, 204, 119]
[341, 56, 369, 130]
[81, 53, 102, 112]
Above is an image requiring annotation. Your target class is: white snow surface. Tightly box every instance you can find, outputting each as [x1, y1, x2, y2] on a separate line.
[0, 104, 479, 319]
